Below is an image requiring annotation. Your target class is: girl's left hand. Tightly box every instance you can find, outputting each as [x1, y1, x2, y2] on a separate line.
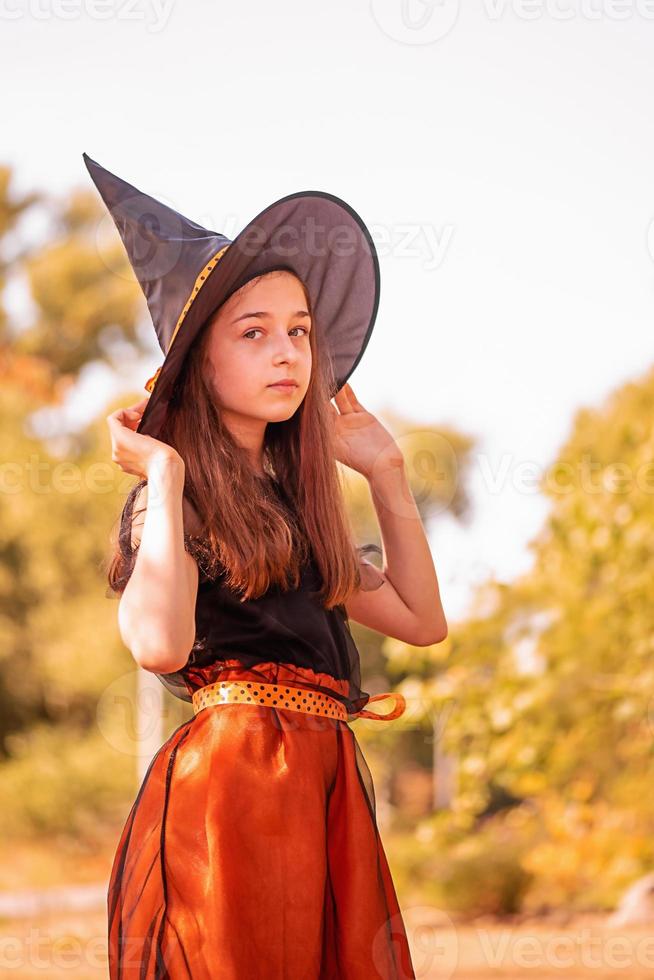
[328, 383, 404, 480]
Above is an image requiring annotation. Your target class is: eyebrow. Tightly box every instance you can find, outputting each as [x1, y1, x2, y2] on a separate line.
[231, 310, 311, 324]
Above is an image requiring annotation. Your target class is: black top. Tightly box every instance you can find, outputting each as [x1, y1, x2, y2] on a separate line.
[115, 478, 383, 716]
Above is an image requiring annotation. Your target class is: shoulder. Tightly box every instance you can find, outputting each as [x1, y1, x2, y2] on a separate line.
[122, 479, 204, 550]
[119, 479, 147, 551]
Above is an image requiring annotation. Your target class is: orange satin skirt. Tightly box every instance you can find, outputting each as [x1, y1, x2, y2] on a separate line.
[107, 660, 416, 979]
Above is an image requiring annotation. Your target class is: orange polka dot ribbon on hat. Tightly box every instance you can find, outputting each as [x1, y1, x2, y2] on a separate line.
[144, 244, 231, 394]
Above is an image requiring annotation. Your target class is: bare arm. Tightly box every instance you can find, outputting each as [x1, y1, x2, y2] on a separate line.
[118, 453, 199, 673]
[344, 461, 448, 646]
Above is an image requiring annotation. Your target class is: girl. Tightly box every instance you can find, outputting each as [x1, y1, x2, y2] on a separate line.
[90, 154, 447, 978]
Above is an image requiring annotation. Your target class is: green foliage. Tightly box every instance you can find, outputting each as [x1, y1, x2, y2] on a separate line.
[0, 163, 157, 837]
[392, 810, 535, 916]
[0, 722, 135, 840]
[0, 165, 42, 343]
[400, 364, 654, 911]
[13, 186, 147, 375]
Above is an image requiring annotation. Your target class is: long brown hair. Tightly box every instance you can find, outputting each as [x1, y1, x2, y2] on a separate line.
[107, 270, 367, 608]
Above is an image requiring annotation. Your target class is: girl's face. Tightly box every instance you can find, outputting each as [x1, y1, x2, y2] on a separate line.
[204, 270, 312, 430]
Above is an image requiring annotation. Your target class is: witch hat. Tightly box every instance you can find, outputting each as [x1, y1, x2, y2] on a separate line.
[82, 153, 380, 439]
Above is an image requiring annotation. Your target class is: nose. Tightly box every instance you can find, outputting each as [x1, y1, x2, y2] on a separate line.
[271, 331, 299, 364]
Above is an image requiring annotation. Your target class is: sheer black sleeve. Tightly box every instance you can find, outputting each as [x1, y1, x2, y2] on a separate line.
[356, 543, 385, 592]
[106, 478, 211, 597]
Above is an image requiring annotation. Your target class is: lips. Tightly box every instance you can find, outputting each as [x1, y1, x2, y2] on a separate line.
[268, 381, 298, 387]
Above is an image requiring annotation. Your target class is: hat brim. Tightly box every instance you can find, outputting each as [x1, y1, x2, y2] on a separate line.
[136, 189, 380, 439]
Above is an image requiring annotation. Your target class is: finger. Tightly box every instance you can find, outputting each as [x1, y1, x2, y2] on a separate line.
[123, 399, 149, 418]
[334, 386, 355, 414]
[343, 382, 364, 412]
[108, 405, 137, 425]
[109, 411, 137, 435]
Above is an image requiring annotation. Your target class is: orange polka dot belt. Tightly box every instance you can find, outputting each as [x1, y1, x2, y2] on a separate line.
[192, 680, 406, 723]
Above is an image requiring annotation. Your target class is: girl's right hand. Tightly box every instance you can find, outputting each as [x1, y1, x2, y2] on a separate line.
[106, 397, 183, 479]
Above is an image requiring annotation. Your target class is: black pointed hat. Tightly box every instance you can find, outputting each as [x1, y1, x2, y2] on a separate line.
[82, 153, 380, 439]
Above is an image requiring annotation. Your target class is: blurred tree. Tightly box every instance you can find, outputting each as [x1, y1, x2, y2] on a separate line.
[0, 165, 43, 344]
[13, 186, 146, 378]
[0, 164, 155, 840]
[402, 365, 654, 911]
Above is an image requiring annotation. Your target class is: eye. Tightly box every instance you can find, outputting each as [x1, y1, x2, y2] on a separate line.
[242, 326, 310, 339]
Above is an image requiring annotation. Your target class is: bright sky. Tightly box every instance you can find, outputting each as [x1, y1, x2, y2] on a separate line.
[4, 0, 654, 623]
